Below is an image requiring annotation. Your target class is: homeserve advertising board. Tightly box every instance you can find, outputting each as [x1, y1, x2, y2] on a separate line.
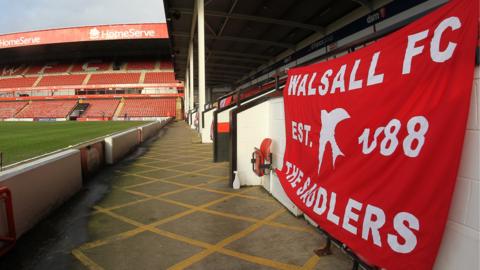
[0, 23, 168, 49]
[276, 0, 478, 269]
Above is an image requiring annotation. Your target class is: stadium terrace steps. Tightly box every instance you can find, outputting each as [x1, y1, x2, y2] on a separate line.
[0, 101, 28, 118]
[15, 100, 78, 118]
[81, 99, 120, 118]
[120, 98, 176, 117]
[114, 99, 126, 117]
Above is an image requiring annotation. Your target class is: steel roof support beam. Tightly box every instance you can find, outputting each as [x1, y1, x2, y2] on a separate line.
[173, 8, 324, 32]
[206, 0, 239, 63]
[173, 32, 295, 49]
[352, 0, 373, 11]
[176, 55, 265, 65]
[177, 50, 271, 60]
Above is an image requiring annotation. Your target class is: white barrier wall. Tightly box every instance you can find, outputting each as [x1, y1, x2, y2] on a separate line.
[138, 121, 162, 142]
[434, 67, 480, 270]
[236, 102, 269, 186]
[201, 109, 215, 143]
[0, 149, 82, 238]
[104, 129, 139, 164]
[235, 96, 301, 215]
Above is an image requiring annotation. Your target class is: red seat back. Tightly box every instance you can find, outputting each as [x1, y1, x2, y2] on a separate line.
[260, 138, 272, 162]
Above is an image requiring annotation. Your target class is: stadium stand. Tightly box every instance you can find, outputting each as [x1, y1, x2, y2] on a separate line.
[26, 63, 71, 74]
[70, 61, 112, 72]
[0, 101, 28, 118]
[15, 100, 77, 118]
[0, 77, 38, 88]
[159, 61, 173, 69]
[0, 65, 28, 76]
[144, 72, 176, 84]
[37, 74, 86, 87]
[80, 99, 120, 118]
[121, 98, 175, 117]
[126, 61, 156, 70]
[87, 73, 140, 85]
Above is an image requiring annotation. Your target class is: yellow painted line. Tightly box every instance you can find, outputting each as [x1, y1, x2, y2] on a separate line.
[219, 249, 302, 270]
[151, 195, 316, 235]
[301, 255, 320, 270]
[167, 208, 287, 270]
[79, 227, 145, 250]
[91, 197, 153, 214]
[131, 173, 276, 203]
[137, 163, 221, 179]
[76, 127, 315, 270]
[115, 167, 161, 175]
[72, 249, 104, 270]
[148, 227, 212, 249]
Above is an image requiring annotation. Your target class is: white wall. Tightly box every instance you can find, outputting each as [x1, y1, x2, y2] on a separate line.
[0, 149, 82, 238]
[434, 67, 480, 270]
[236, 102, 269, 186]
[235, 96, 302, 215]
[104, 129, 139, 164]
[201, 109, 215, 143]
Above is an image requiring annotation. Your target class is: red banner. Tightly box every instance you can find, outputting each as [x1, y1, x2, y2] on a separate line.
[0, 23, 168, 49]
[275, 0, 477, 269]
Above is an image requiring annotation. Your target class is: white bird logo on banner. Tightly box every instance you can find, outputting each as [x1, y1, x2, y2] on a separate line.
[318, 108, 350, 174]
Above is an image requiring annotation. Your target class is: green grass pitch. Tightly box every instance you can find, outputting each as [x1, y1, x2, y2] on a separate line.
[0, 121, 149, 166]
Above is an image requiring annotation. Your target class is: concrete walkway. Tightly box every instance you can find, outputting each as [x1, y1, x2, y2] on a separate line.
[1, 121, 352, 270]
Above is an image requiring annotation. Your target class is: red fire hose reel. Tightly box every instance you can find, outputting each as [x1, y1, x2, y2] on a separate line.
[251, 138, 273, 177]
[0, 186, 16, 256]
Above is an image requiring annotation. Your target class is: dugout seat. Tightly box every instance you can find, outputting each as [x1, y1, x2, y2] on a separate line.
[0, 186, 16, 256]
[251, 138, 272, 177]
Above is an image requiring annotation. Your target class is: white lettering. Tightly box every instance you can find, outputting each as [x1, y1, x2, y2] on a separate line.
[403, 30, 429, 74]
[430, 16, 461, 63]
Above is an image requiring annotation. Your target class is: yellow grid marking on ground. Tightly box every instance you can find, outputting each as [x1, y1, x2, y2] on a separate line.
[167, 208, 302, 270]
[96, 178, 225, 213]
[301, 255, 321, 270]
[129, 172, 275, 203]
[72, 123, 326, 270]
[135, 162, 224, 179]
[72, 249, 104, 270]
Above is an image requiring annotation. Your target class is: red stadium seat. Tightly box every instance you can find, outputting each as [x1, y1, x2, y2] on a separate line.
[37, 74, 86, 87]
[0, 64, 28, 77]
[144, 72, 176, 84]
[26, 63, 71, 75]
[0, 101, 28, 118]
[87, 73, 140, 85]
[81, 99, 120, 118]
[251, 138, 273, 177]
[0, 77, 38, 89]
[70, 61, 112, 72]
[16, 100, 77, 118]
[120, 98, 176, 117]
[126, 61, 156, 70]
[159, 61, 173, 69]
